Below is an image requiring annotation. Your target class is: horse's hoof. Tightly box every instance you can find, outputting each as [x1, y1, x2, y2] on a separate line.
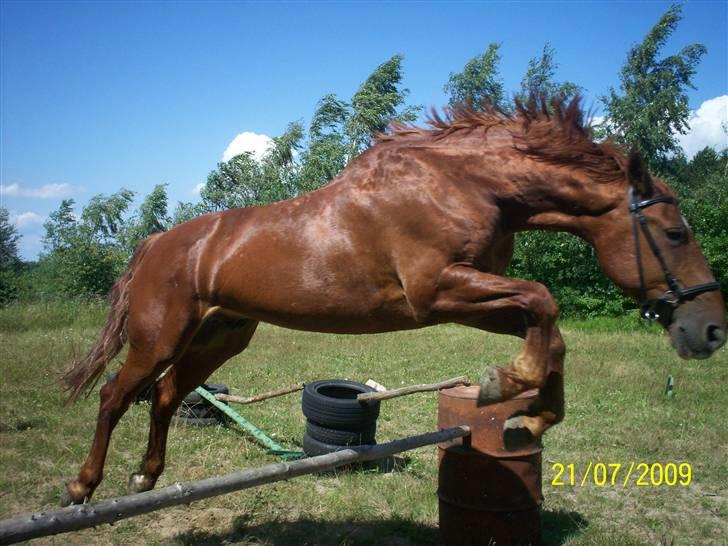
[503, 416, 535, 451]
[60, 482, 87, 507]
[128, 472, 155, 494]
[477, 368, 502, 406]
[59, 488, 74, 507]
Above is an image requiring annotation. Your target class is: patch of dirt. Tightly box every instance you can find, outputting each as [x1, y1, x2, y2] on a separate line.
[152, 506, 239, 540]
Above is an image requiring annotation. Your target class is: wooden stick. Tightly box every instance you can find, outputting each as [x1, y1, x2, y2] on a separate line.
[0, 427, 470, 544]
[215, 383, 304, 405]
[357, 376, 469, 402]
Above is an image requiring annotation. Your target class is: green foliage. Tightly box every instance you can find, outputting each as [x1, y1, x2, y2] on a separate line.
[262, 121, 305, 199]
[345, 55, 420, 156]
[81, 189, 135, 241]
[199, 153, 265, 212]
[0, 208, 20, 269]
[599, 4, 706, 169]
[297, 94, 350, 193]
[0, 208, 21, 306]
[664, 148, 728, 299]
[444, 43, 505, 109]
[516, 43, 581, 104]
[38, 195, 132, 299]
[119, 183, 171, 254]
[171, 201, 200, 226]
[509, 232, 634, 318]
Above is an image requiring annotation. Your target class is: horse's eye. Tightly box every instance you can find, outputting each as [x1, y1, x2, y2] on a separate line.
[665, 227, 687, 245]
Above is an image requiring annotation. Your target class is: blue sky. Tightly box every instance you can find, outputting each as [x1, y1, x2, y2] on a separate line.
[1, 0, 726, 260]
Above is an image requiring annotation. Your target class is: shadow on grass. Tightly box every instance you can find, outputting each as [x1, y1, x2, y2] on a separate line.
[173, 509, 587, 546]
[543, 509, 589, 546]
[175, 515, 439, 546]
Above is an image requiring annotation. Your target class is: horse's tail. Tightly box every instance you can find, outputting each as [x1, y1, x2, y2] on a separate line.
[63, 234, 159, 404]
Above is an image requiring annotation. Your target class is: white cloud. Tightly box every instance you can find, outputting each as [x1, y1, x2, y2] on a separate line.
[9, 211, 44, 229]
[222, 131, 273, 162]
[192, 182, 205, 195]
[677, 95, 728, 159]
[7, 210, 45, 260]
[0, 182, 86, 199]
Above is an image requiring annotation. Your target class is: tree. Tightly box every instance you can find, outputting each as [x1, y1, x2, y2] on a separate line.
[0, 208, 21, 306]
[345, 55, 420, 156]
[297, 94, 351, 192]
[41, 196, 131, 299]
[600, 4, 706, 170]
[261, 121, 305, 201]
[121, 184, 171, 253]
[0, 208, 20, 270]
[81, 189, 135, 242]
[199, 153, 265, 212]
[172, 201, 201, 226]
[517, 43, 580, 104]
[444, 43, 505, 110]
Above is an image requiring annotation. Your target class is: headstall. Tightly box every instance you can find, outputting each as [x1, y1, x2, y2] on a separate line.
[629, 187, 720, 325]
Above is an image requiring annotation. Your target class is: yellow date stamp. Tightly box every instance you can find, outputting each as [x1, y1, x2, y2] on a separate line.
[550, 462, 692, 487]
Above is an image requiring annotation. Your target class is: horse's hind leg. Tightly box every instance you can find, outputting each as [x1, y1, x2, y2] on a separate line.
[62, 347, 172, 506]
[128, 316, 259, 494]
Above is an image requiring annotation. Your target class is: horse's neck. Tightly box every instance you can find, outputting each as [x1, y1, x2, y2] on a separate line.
[482, 155, 622, 237]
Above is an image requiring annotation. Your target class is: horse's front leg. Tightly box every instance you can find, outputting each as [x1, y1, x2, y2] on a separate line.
[429, 264, 565, 447]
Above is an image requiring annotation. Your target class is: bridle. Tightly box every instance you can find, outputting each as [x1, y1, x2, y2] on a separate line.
[629, 187, 721, 325]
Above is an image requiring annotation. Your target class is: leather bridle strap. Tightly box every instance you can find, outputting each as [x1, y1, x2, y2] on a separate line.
[629, 188, 721, 323]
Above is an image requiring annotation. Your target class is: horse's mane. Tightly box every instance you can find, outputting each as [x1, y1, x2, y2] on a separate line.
[382, 95, 625, 183]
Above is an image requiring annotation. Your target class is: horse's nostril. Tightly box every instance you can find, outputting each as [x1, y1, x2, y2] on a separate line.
[705, 323, 726, 350]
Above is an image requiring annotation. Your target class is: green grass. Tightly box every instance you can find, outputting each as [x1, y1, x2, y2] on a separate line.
[0, 302, 726, 545]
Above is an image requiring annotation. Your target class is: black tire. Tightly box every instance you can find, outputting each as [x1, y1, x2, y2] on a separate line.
[180, 383, 229, 405]
[302, 431, 376, 457]
[301, 380, 380, 430]
[306, 420, 376, 446]
[175, 383, 229, 423]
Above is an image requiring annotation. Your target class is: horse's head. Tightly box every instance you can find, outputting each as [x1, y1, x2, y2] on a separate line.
[591, 151, 725, 359]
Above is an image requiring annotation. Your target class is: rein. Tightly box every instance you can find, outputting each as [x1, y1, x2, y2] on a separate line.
[629, 188, 720, 325]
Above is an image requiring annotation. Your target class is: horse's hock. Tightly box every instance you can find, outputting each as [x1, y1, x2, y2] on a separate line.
[438, 386, 543, 546]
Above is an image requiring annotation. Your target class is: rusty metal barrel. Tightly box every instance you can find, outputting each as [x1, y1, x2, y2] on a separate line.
[438, 386, 543, 546]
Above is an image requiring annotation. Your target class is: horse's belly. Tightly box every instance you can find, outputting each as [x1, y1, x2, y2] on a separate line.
[213, 258, 417, 334]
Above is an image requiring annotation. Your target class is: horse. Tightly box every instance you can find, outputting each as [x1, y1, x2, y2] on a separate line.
[60, 96, 725, 506]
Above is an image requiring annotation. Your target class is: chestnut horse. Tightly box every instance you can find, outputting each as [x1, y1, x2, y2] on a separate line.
[61, 97, 725, 505]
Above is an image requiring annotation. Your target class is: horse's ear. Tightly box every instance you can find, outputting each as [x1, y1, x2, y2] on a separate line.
[627, 149, 653, 196]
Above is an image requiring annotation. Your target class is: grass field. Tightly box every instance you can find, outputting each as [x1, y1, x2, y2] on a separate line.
[0, 302, 726, 545]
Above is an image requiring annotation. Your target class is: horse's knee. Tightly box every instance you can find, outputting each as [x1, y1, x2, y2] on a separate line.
[150, 374, 180, 413]
[525, 282, 559, 323]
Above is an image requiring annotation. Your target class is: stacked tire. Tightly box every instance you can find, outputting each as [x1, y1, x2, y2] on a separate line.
[301, 380, 380, 457]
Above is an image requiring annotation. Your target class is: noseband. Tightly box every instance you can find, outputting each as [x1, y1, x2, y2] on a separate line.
[629, 188, 720, 325]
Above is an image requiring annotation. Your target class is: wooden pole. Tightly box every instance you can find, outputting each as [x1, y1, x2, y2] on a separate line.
[356, 376, 469, 402]
[0, 426, 470, 545]
[215, 383, 304, 405]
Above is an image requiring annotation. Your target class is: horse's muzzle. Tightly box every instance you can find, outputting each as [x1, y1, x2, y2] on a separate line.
[669, 316, 726, 360]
